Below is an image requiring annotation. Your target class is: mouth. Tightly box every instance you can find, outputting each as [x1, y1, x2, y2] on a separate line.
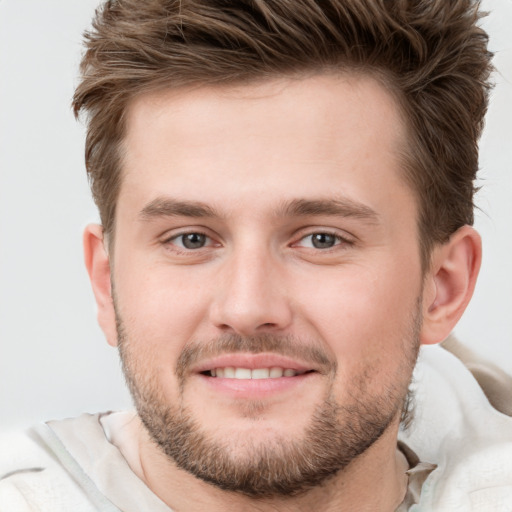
[201, 367, 314, 379]
[194, 353, 319, 378]
[188, 352, 324, 401]
[192, 354, 320, 398]
[190, 354, 322, 400]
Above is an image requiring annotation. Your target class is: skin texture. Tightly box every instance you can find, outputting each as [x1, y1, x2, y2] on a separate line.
[84, 74, 481, 511]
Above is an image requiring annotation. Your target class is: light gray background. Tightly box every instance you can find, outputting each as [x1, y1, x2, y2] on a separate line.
[1, 0, 511, 430]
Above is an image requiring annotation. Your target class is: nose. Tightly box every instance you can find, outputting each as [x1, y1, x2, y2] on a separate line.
[209, 246, 293, 336]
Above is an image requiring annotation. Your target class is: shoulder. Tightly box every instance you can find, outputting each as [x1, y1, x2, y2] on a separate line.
[3, 411, 170, 512]
[400, 342, 512, 511]
[0, 415, 111, 512]
[0, 467, 92, 512]
[441, 335, 512, 417]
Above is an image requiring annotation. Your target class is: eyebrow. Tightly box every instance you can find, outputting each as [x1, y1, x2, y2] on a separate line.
[277, 198, 380, 224]
[139, 196, 380, 224]
[139, 197, 221, 220]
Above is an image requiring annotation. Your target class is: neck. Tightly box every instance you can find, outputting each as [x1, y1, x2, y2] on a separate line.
[134, 417, 409, 512]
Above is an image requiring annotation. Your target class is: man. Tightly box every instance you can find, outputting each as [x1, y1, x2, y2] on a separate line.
[1, 0, 511, 510]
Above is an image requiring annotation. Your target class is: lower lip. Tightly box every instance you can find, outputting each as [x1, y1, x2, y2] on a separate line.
[197, 372, 315, 399]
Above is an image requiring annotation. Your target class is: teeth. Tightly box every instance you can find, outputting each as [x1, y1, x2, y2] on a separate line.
[224, 367, 235, 378]
[252, 368, 270, 379]
[234, 368, 252, 379]
[270, 367, 284, 378]
[210, 367, 302, 379]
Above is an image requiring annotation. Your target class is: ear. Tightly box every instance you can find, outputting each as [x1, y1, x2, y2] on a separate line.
[420, 225, 482, 345]
[83, 224, 118, 347]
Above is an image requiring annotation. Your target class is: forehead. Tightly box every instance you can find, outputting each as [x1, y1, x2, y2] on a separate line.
[119, 74, 413, 220]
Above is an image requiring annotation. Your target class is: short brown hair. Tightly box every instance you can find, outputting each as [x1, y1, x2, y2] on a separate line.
[73, 0, 493, 266]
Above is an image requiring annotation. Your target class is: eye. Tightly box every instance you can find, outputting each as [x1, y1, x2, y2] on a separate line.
[296, 232, 345, 249]
[310, 233, 338, 249]
[170, 232, 211, 250]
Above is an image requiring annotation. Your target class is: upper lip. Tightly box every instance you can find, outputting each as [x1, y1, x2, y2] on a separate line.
[192, 353, 317, 374]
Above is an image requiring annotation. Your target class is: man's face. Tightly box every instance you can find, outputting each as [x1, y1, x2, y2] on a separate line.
[110, 75, 426, 495]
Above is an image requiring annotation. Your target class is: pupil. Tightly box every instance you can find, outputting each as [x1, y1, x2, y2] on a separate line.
[182, 233, 206, 249]
[312, 233, 336, 249]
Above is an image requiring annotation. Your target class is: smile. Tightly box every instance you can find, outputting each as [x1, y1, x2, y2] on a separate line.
[195, 356, 319, 397]
[205, 367, 311, 379]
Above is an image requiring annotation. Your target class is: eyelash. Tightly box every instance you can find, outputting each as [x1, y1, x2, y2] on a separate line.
[294, 231, 353, 250]
[161, 229, 353, 254]
[162, 231, 215, 252]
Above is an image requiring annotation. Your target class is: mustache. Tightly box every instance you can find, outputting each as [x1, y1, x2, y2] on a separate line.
[176, 333, 336, 380]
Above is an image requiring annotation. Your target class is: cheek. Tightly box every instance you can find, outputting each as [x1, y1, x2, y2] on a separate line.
[113, 257, 211, 352]
[115, 269, 208, 402]
[296, 260, 422, 372]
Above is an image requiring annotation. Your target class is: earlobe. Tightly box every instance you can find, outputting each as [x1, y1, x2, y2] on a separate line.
[420, 225, 482, 345]
[83, 224, 118, 347]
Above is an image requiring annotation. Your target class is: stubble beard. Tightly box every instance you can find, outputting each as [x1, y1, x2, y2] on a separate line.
[116, 307, 421, 498]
